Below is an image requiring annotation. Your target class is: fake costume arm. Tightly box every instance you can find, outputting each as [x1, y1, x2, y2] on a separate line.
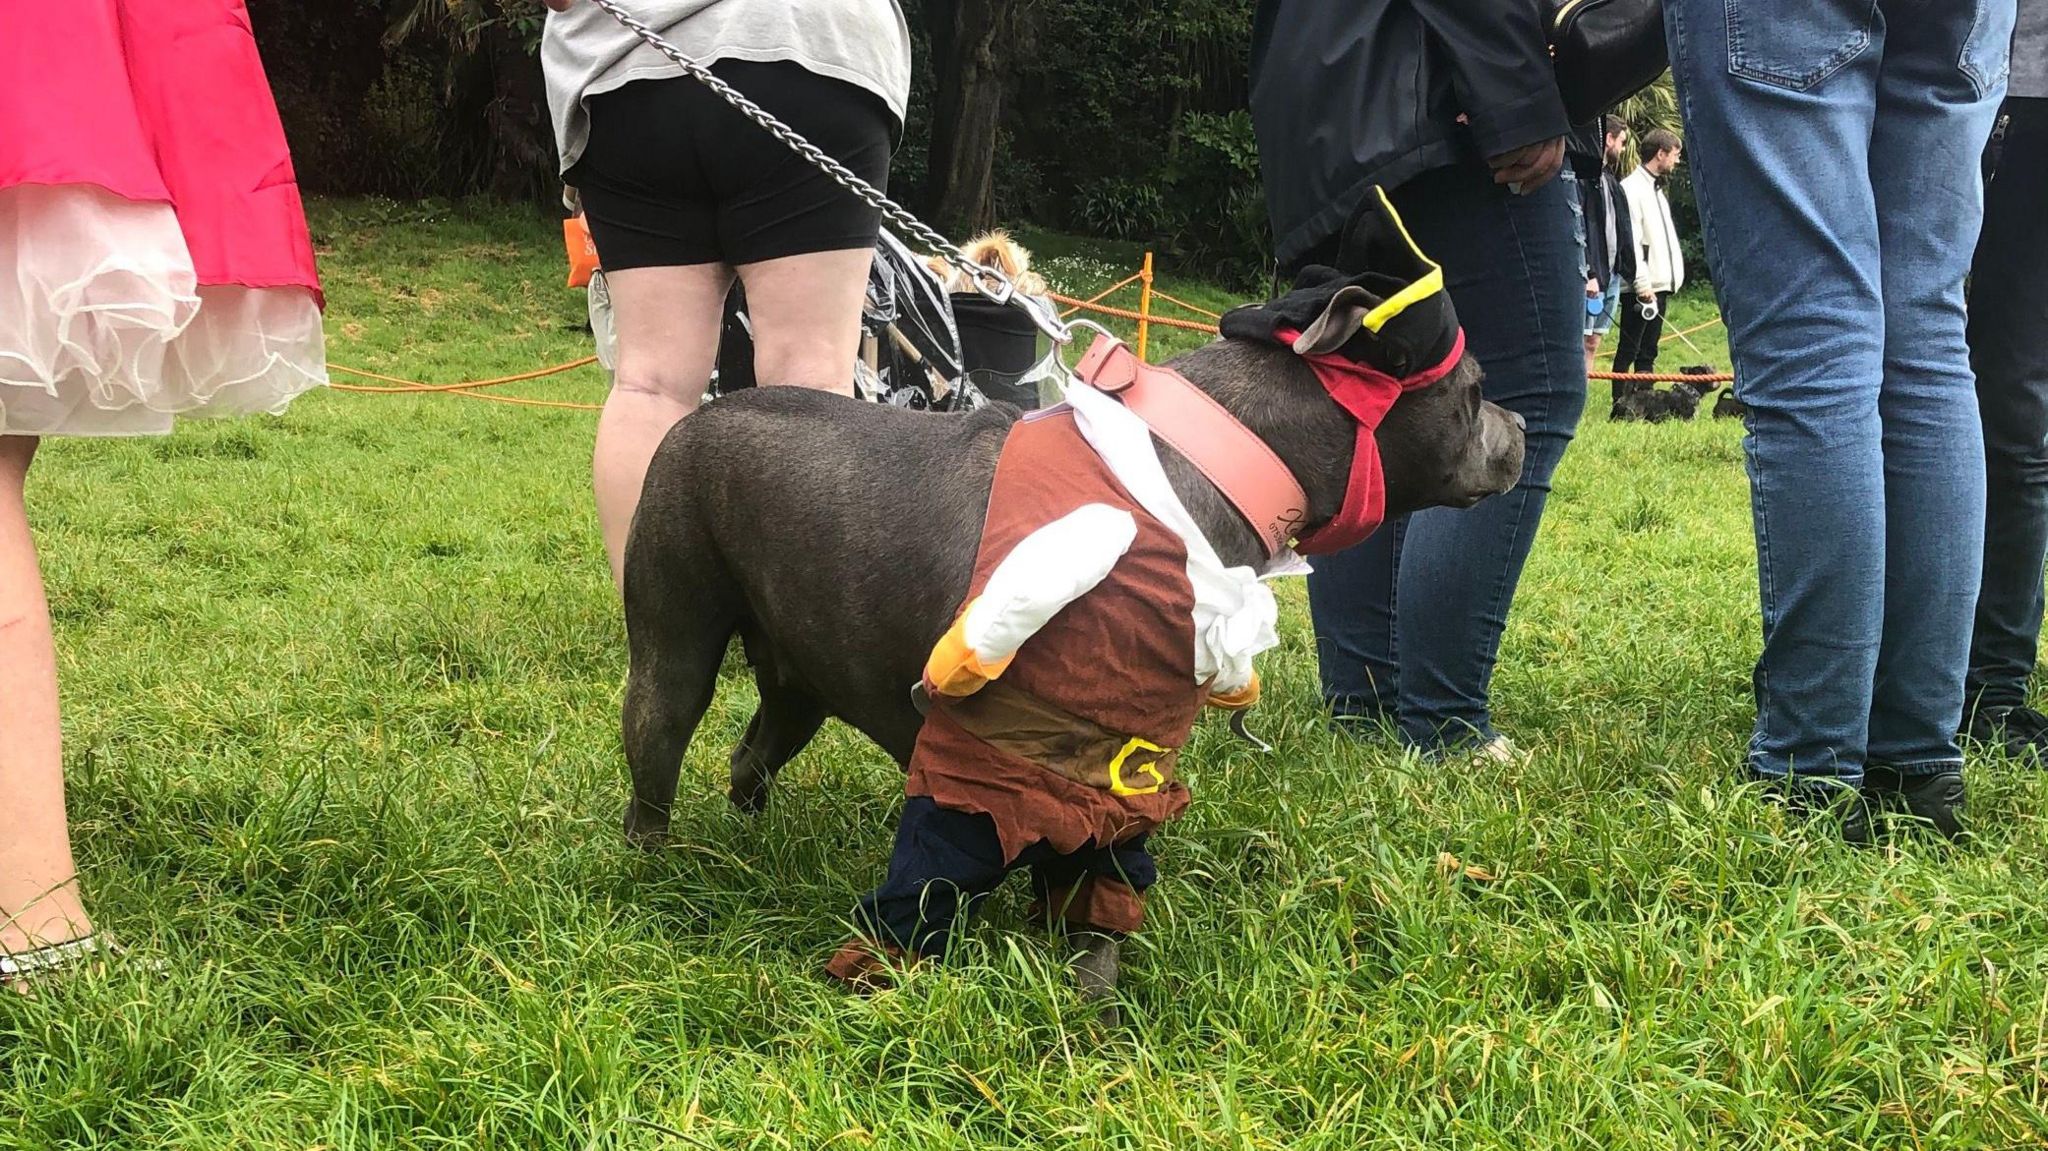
[923, 505, 1139, 697]
[1205, 672, 1260, 711]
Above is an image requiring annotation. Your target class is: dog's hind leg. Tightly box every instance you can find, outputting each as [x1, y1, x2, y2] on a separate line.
[620, 519, 738, 848]
[727, 629, 827, 813]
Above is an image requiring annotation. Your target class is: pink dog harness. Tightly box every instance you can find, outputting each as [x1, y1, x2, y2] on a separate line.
[1073, 329, 1465, 559]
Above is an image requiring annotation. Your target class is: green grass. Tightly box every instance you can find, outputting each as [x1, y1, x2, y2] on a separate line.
[5, 198, 2045, 1149]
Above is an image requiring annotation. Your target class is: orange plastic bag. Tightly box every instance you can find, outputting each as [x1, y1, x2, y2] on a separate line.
[564, 215, 599, 288]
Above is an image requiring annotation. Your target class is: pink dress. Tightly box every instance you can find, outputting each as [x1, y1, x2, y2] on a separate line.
[0, 0, 326, 436]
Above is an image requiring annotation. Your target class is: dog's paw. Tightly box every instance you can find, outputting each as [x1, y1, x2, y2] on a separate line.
[727, 769, 771, 815]
[1070, 934, 1126, 1030]
[1071, 933, 1121, 1000]
[621, 800, 672, 850]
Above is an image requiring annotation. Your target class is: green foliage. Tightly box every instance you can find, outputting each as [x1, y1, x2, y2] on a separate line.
[1002, 0, 1268, 285]
[252, 3, 1720, 289]
[5, 200, 2047, 1150]
[1617, 72, 1682, 138]
[252, 0, 555, 199]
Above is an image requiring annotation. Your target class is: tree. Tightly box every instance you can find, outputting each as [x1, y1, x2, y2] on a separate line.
[1615, 73, 1682, 171]
[374, 0, 555, 197]
[923, 0, 1023, 237]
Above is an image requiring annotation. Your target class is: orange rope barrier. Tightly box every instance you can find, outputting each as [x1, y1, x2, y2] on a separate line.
[1057, 271, 1145, 318]
[324, 356, 605, 411]
[1592, 370, 1733, 383]
[321, 255, 1728, 411]
[1148, 292, 1223, 320]
[325, 356, 599, 393]
[326, 381, 603, 410]
[454, 392, 602, 411]
[1046, 292, 1221, 334]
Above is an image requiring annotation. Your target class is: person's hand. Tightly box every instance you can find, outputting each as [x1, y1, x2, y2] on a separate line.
[1487, 137, 1564, 193]
[543, 0, 575, 11]
[1586, 278, 1600, 297]
[1638, 289, 1655, 304]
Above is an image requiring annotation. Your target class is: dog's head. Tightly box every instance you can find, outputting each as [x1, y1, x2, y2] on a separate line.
[1675, 365, 1717, 404]
[1162, 192, 1524, 560]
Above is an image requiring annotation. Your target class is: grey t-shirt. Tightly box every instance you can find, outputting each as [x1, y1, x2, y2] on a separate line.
[543, 0, 912, 173]
[2015, 0, 2046, 99]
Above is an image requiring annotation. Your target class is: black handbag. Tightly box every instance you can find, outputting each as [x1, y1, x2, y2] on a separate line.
[1549, 0, 1669, 123]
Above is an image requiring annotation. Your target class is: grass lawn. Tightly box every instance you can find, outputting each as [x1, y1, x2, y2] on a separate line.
[5, 198, 2044, 1149]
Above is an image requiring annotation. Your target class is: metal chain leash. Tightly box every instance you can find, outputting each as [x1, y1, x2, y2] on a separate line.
[582, 0, 1076, 344]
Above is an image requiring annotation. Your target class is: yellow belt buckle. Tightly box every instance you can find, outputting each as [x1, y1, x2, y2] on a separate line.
[1107, 736, 1168, 796]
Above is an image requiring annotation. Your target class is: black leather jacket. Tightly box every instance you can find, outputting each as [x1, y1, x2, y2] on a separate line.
[1251, 0, 1570, 271]
[1567, 145, 1637, 291]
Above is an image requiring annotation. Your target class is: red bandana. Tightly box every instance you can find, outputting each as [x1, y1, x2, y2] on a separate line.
[1285, 328, 1467, 556]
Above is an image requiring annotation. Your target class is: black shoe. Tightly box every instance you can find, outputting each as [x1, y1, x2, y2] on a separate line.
[1864, 766, 1967, 841]
[1964, 704, 2048, 764]
[1755, 772, 1872, 846]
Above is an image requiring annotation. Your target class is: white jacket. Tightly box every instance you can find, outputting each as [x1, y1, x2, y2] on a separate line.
[1622, 166, 1685, 297]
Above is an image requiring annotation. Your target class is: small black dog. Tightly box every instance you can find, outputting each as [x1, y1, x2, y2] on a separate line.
[1712, 388, 1746, 419]
[1611, 381, 1711, 423]
[1611, 364, 1723, 424]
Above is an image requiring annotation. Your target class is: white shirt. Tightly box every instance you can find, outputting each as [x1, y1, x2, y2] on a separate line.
[1622, 166, 1686, 297]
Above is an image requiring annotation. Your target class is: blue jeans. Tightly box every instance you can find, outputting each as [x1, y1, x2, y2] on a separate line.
[1667, 0, 2014, 784]
[1588, 278, 1622, 339]
[854, 797, 1152, 958]
[1307, 164, 1586, 750]
[1967, 99, 2048, 714]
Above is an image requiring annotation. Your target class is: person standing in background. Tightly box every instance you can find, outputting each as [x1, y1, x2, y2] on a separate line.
[1570, 115, 1637, 381]
[1250, 0, 1585, 759]
[1666, 0, 2014, 841]
[1611, 128, 1683, 379]
[540, 0, 911, 589]
[1963, 4, 2048, 761]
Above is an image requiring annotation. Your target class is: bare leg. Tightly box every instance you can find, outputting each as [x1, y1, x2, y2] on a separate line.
[736, 247, 873, 393]
[592, 262, 735, 590]
[0, 435, 93, 957]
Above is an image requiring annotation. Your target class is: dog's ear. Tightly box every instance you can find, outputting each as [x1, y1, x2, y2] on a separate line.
[1290, 285, 1380, 356]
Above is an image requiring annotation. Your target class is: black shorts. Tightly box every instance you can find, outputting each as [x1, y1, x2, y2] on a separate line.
[567, 60, 894, 270]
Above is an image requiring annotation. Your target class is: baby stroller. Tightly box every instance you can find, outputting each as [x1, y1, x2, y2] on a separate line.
[711, 229, 1054, 411]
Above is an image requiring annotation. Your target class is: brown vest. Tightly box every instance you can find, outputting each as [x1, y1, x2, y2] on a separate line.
[907, 409, 1202, 862]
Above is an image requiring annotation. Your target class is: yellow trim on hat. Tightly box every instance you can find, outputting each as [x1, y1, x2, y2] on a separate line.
[1360, 186, 1447, 333]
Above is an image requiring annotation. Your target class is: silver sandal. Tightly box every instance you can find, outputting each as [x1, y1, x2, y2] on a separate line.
[1, 933, 109, 985]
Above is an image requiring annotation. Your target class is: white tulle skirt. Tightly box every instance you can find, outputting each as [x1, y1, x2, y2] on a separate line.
[0, 183, 326, 437]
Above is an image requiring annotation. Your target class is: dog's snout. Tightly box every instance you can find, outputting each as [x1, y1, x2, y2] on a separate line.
[1508, 409, 1527, 432]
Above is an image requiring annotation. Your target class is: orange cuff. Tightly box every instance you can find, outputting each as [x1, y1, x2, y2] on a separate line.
[923, 606, 1013, 698]
[1205, 672, 1260, 711]
[825, 939, 915, 992]
[1030, 877, 1146, 935]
